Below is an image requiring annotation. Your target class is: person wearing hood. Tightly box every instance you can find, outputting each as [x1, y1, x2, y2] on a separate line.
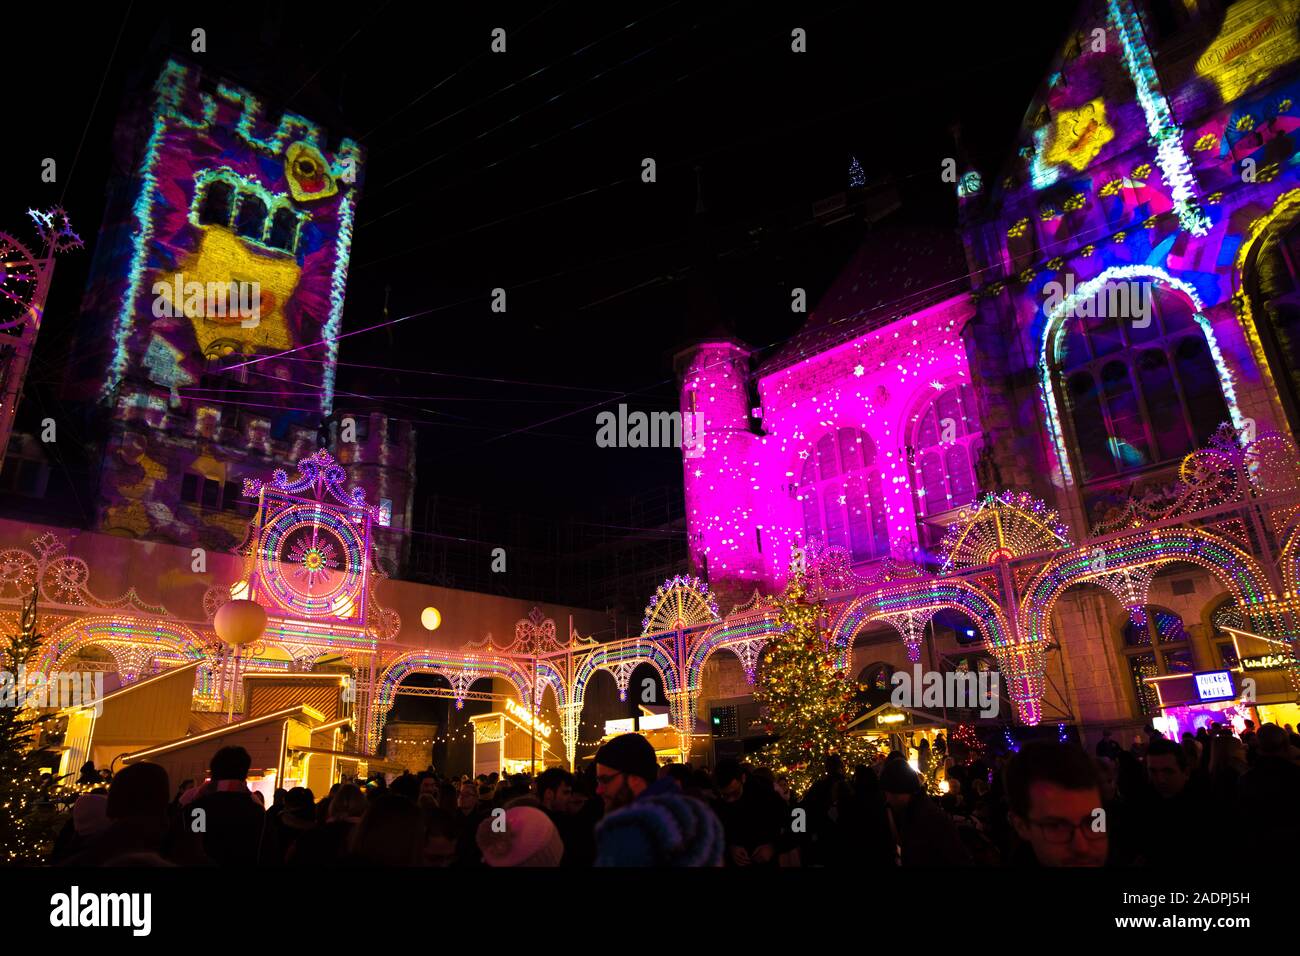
[592, 733, 725, 866]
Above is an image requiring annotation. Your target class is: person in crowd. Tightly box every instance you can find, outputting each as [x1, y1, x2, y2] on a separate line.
[183, 746, 267, 866]
[76, 760, 101, 787]
[799, 754, 860, 866]
[423, 805, 460, 866]
[879, 758, 971, 866]
[1236, 723, 1300, 861]
[61, 762, 173, 865]
[454, 778, 489, 866]
[1137, 738, 1215, 867]
[1004, 741, 1108, 867]
[264, 785, 316, 863]
[1207, 733, 1248, 809]
[592, 733, 724, 866]
[288, 783, 365, 866]
[347, 793, 425, 866]
[1092, 756, 1136, 866]
[711, 759, 787, 867]
[851, 762, 896, 867]
[476, 805, 564, 867]
[592, 733, 662, 813]
[48, 791, 112, 863]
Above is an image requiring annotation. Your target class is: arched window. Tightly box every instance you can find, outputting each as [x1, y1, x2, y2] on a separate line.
[1210, 598, 1244, 668]
[794, 427, 889, 562]
[907, 384, 981, 546]
[1121, 605, 1193, 717]
[266, 207, 299, 253]
[1057, 283, 1231, 482]
[234, 194, 268, 242]
[198, 180, 234, 227]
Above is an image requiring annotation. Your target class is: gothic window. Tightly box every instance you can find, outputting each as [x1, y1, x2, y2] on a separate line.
[234, 194, 268, 242]
[794, 427, 890, 563]
[266, 207, 299, 253]
[1121, 605, 1192, 717]
[198, 180, 234, 226]
[907, 383, 981, 546]
[1057, 283, 1230, 482]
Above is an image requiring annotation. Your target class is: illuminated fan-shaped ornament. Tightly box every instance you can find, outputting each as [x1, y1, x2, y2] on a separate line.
[0, 231, 41, 331]
[641, 574, 720, 635]
[938, 491, 1072, 572]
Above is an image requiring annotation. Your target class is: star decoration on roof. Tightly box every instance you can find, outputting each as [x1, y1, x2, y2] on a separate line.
[853, 365, 865, 377]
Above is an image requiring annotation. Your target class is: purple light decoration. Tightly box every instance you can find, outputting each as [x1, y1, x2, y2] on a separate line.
[679, 295, 976, 597]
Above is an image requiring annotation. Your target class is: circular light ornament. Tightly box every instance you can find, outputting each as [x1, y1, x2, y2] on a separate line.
[421, 607, 442, 631]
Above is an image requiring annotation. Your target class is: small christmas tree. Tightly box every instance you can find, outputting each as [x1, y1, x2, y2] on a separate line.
[949, 722, 986, 763]
[0, 587, 50, 864]
[751, 561, 876, 796]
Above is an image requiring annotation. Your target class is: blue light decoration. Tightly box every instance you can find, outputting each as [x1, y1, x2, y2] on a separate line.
[1108, 0, 1211, 236]
[957, 171, 982, 198]
[323, 188, 357, 414]
[848, 155, 866, 188]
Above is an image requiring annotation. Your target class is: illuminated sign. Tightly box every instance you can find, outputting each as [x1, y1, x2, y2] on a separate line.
[605, 717, 635, 736]
[504, 699, 552, 740]
[639, 712, 670, 731]
[1241, 654, 1292, 671]
[1195, 671, 1236, 702]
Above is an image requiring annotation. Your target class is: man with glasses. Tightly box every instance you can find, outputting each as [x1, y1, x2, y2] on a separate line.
[1005, 741, 1109, 867]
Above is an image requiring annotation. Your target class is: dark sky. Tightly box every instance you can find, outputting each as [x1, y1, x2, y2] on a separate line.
[6, 0, 1077, 528]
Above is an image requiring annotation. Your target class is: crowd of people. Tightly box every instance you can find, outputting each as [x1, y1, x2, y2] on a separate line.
[44, 718, 1300, 867]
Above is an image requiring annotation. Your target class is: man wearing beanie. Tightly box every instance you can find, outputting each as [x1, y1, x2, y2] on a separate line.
[476, 806, 564, 867]
[592, 733, 724, 866]
[880, 758, 971, 866]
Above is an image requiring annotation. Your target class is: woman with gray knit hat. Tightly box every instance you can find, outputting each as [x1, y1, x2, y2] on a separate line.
[591, 733, 725, 866]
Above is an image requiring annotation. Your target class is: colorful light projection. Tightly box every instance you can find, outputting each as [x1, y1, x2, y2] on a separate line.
[1108, 0, 1210, 236]
[1037, 265, 1246, 487]
[1041, 97, 1115, 172]
[241, 449, 376, 624]
[1195, 0, 1300, 104]
[680, 295, 976, 596]
[92, 58, 362, 414]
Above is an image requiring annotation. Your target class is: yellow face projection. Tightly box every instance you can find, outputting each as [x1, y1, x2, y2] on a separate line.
[285, 141, 338, 203]
[172, 225, 301, 352]
[1043, 97, 1115, 172]
[1195, 0, 1300, 103]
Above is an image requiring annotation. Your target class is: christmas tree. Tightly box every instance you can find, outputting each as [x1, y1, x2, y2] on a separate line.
[752, 565, 875, 796]
[0, 587, 50, 864]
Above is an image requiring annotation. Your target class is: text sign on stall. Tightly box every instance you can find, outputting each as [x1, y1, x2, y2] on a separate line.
[1194, 670, 1235, 702]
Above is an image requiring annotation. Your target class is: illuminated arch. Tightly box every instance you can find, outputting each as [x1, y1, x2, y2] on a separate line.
[1020, 528, 1275, 648]
[828, 580, 1045, 723]
[572, 641, 681, 705]
[1232, 187, 1300, 432]
[830, 579, 1014, 652]
[33, 616, 211, 677]
[1038, 265, 1245, 486]
[1279, 518, 1300, 599]
[683, 615, 782, 692]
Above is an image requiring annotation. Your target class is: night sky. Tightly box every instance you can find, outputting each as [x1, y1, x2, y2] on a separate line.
[7, 0, 1077, 530]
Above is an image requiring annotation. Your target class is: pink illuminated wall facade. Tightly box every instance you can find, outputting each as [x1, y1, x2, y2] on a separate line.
[679, 295, 976, 604]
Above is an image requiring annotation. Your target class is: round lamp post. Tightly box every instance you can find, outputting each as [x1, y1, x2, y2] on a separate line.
[214, 599, 268, 723]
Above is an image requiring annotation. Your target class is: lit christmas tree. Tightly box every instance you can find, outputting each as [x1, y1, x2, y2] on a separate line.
[848, 154, 866, 188]
[950, 722, 985, 763]
[0, 587, 49, 864]
[752, 563, 876, 796]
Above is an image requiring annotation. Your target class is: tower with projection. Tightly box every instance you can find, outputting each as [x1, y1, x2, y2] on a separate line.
[69, 58, 413, 566]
